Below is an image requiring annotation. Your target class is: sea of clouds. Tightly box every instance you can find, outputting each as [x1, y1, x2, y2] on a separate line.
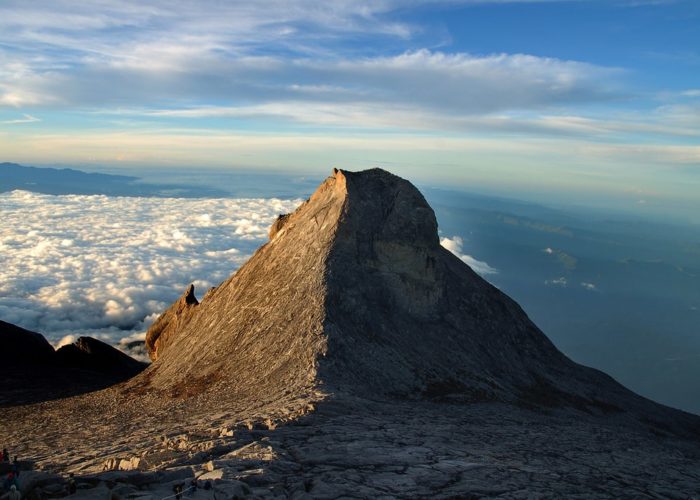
[1, 190, 492, 360]
[0, 190, 300, 355]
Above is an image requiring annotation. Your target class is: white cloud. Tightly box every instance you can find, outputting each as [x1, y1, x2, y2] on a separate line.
[54, 334, 77, 349]
[0, 47, 619, 116]
[581, 281, 597, 291]
[545, 276, 567, 286]
[440, 236, 498, 275]
[0, 191, 300, 346]
[0, 0, 623, 118]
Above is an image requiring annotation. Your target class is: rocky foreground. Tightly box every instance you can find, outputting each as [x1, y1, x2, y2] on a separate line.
[5, 396, 700, 499]
[2, 168, 700, 498]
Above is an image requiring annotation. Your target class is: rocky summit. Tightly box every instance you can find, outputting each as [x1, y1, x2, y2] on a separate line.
[2, 168, 700, 499]
[138, 168, 698, 431]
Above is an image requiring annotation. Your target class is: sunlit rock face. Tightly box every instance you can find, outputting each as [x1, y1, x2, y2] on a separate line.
[145, 284, 199, 362]
[2, 169, 700, 499]
[136, 168, 699, 437]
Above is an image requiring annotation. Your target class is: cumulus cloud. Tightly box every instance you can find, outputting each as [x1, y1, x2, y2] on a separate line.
[0, 0, 623, 120]
[545, 277, 567, 286]
[440, 236, 497, 275]
[581, 282, 597, 291]
[0, 49, 619, 118]
[0, 191, 300, 347]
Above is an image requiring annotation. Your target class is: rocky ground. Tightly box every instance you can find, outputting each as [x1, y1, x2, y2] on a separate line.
[4, 169, 700, 498]
[5, 395, 700, 499]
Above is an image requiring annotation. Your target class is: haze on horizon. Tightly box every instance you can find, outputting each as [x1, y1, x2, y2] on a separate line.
[0, 0, 698, 222]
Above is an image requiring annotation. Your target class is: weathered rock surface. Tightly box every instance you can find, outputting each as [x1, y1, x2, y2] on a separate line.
[135, 168, 699, 437]
[8, 397, 700, 499]
[2, 168, 699, 498]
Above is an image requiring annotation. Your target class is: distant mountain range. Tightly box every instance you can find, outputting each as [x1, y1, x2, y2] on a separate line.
[0, 162, 229, 197]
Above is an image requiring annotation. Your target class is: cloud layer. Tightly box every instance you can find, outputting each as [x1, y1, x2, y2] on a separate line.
[0, 0, 622, 122]
[0, 0, 697, 225]
[440, 236, 498, 276]
[0, 190, 300, 347]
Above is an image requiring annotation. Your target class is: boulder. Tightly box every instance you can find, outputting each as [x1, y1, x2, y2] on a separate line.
[0, 320, 54, 366]
[55, 336, 144, 377]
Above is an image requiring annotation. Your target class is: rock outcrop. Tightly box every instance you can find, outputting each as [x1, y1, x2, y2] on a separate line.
[55, 336, 145, 377]
[146, 284, 199, 361]
[0, 322, 146, 405]
[3, 168, 700, 498]
[1, 320, 55, 365]
[135, 168, 700, 436]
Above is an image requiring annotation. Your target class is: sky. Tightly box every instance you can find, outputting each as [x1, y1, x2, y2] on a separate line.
[0, 0, 698, 220]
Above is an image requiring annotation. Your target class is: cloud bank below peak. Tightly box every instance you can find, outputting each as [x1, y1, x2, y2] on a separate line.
[0, 190, 300, 344]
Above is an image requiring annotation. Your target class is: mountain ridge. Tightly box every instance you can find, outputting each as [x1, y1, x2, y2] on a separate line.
[2, 168, 699, 498]
[137, 168, 699, 436]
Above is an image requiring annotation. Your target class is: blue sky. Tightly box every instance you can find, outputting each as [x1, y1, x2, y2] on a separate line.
[0, 0, 698, 220]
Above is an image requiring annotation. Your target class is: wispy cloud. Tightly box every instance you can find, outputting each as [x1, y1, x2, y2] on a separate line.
[1, 113, 40, 124]
[0, 48, 621, 114]
[0, 0, 697, 220]
[440, 235, 498, 275]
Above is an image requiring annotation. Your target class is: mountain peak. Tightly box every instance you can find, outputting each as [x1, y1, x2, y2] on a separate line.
[130, 168, 699, 435]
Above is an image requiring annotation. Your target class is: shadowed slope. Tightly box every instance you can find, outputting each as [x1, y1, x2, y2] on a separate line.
[0, 321, 146, 406]
[136, 168, 699, 435]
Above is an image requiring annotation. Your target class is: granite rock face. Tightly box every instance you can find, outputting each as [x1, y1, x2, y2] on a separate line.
[2, 168, 700, 498]
[146, 284, 199, 361]
[135, 168, 700, 436]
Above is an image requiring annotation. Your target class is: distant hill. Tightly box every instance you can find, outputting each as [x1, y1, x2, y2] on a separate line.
[0, 162, 228, 197]
[0, 320, 145, 406]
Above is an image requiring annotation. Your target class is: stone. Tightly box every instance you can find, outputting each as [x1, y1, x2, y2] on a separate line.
[212, 480, 250, 498]
[16, 470, 63, 498]
[198, 469, 225, 481]
[3, 168, 700, 499]
[145, 284, 199, 361]
[117, 457, 141, 471]
[55, 336, 145, 377]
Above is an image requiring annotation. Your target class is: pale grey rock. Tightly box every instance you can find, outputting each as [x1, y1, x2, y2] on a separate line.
[2, 169, 700, 499]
